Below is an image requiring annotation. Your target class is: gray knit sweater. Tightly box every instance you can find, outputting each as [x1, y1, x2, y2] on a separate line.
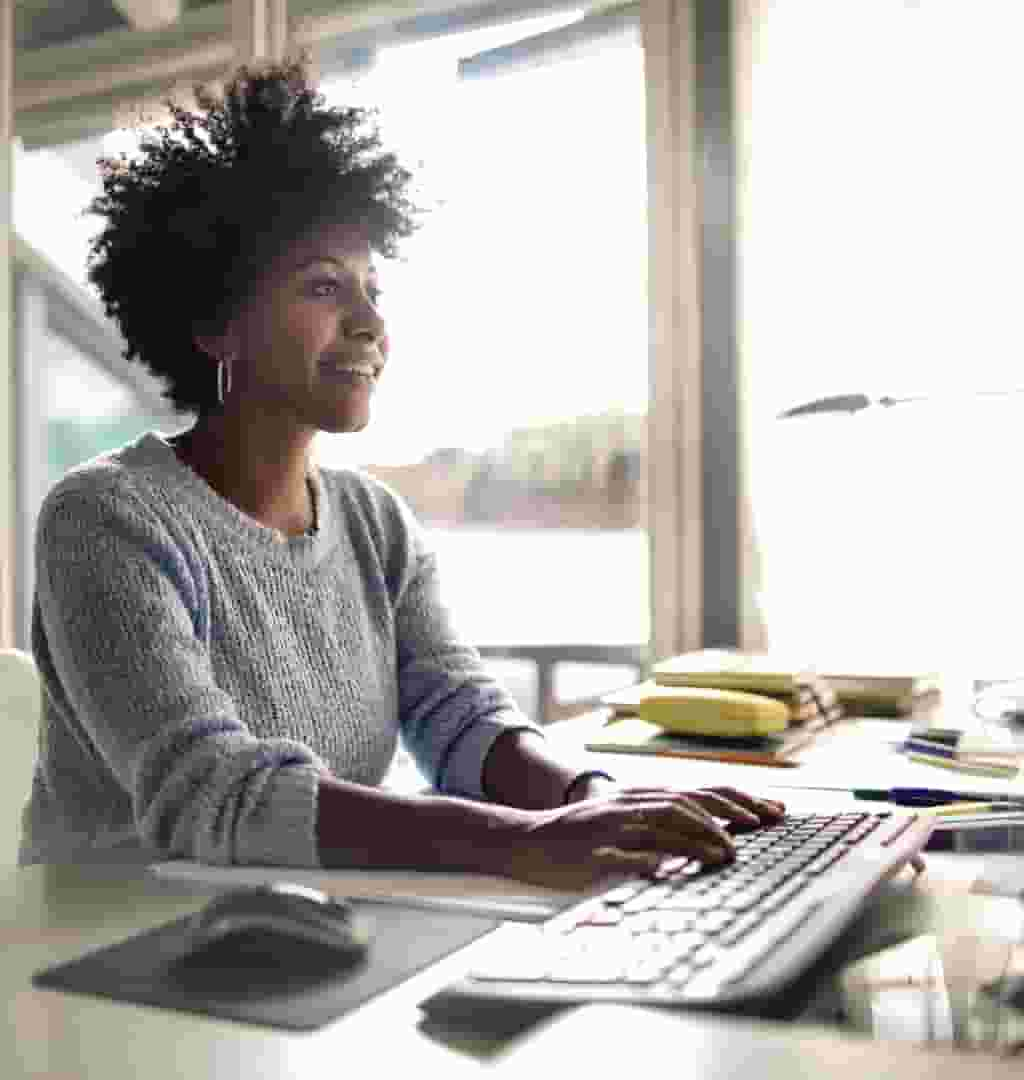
[21, 432, 537, 868]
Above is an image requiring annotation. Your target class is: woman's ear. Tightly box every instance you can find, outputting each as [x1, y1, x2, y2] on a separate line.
[194, 326, 236, 362]
[193, 333, 221, 360]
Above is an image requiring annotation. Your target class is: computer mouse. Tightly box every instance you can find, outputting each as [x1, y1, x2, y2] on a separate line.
[185, 883, 372, 960]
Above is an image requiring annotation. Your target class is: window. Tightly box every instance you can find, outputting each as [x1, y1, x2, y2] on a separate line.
[740, 2, 1024, 684]
[315, 11, 650, 718]
[6, 5, 653, 702]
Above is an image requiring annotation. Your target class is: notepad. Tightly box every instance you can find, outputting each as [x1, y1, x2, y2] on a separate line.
[584, 714, 830, 767]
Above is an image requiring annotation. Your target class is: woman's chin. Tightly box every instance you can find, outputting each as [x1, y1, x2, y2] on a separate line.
[319, 407, 371, 435]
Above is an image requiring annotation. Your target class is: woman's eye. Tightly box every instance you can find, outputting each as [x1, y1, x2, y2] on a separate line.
[310, 278, 339, 297]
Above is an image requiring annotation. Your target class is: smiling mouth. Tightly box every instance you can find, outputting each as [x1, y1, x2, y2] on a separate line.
[322, 363, 380, 383]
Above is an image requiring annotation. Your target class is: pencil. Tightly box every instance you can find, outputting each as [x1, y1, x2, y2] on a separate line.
[904, 751, 1018, 779]
[919, 801, 1020, 817]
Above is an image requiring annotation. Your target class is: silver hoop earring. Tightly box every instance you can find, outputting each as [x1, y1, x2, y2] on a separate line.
[216, 354, 233, 406]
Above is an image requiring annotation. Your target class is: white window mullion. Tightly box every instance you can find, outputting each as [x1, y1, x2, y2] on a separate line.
[642, 0, 703, 659]
[232, 0, 290, 65]
[112, 2, 183, 32]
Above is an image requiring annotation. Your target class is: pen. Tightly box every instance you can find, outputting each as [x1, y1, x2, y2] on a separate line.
[853, 786, 1024, 807]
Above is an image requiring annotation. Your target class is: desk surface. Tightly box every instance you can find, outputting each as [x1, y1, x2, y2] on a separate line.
[7, 707, 1024, 1078]
[2, 855, 1023, 1080]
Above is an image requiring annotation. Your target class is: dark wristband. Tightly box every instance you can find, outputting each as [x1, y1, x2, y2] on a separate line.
[563, 770, 616, 804]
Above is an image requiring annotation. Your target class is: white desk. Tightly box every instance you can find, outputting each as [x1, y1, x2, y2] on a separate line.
[2, 853, 1023, 1080]
[1, 863, 504, 1080]
[6, 707, 1024, 1078]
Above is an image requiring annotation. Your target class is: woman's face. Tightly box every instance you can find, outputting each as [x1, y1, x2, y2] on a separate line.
[217, 222, 388, 435]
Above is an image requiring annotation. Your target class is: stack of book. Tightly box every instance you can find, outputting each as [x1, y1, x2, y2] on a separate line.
[902, 728, 1020, 780]
[651, 650, 841, 726]
[593, 650, 843, 767]
[822, 670, 941, 717]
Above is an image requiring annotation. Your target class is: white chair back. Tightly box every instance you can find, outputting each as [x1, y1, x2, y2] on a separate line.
[0, 649, 41, 865]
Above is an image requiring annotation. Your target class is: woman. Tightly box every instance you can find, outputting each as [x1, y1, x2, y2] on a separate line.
[22, 59, 783, 886]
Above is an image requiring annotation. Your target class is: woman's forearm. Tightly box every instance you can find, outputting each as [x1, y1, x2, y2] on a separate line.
[481, 728, 596, 808]
[316, 775, 529, 872]
[316, 730, 610, 872]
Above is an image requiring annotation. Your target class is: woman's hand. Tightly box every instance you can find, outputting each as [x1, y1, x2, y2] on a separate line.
[500, 784, 785, 890]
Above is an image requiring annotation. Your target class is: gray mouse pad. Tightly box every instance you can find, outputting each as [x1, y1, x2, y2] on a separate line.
[32, 901, 500, 1031]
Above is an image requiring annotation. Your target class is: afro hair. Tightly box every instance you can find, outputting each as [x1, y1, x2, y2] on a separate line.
[86, 55, 422, 414]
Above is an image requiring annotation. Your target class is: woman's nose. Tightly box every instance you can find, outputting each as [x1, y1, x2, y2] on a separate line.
[343, 300, 386, 347]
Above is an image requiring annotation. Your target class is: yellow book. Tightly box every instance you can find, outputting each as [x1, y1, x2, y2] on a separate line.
[603, 680, 821, 726]
[651, 649, 817, 695]
[636, 685, 789, 737]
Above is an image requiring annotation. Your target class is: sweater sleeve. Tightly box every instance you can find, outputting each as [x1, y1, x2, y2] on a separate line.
[34, 478, 325, 868]
[388, 502, 542, 799]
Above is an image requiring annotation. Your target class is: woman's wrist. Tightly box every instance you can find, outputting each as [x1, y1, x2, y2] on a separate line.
[481, 729, 584, 809]
[563, 770, 618, 804]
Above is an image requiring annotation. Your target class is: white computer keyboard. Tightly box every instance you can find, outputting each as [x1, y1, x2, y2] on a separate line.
[423, 809, 934, 1012]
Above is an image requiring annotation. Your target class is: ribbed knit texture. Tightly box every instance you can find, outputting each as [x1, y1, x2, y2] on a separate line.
[21, 432, 537, 868]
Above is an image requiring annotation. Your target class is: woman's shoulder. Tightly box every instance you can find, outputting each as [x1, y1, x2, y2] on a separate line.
[38, 432, 180, 528]
[319, 462, 413, 518]
[318, 462, 424, 556]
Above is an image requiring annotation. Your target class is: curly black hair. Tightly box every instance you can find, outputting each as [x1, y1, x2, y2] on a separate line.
[86, 56, 422, 414]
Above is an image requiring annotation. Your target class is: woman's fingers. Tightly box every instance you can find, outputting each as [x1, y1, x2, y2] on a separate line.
[591, 845, 664, 879]
[608, 785, 786, 824]
[608, 801, 736, 862]
[686, 791, 761, 827]
[699, 787, 786, 822]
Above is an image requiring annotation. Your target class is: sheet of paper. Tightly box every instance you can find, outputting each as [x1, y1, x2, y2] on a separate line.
[148, 861, 580, 922]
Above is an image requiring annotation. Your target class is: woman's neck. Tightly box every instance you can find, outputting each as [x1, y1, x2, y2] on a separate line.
[172, 414, 317, 537]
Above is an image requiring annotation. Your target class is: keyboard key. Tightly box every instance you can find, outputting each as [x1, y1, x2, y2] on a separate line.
[665, 962, 695, 986]
[622, 911, 661, 935]
[759, 874, 810, 912]
[579, 906, 625, 927]
[692, 910, 736, 934]
[690, 944, 724, 968]
[669, 931, 707, 956]
[621, 884, 673, 913]
[717, 911, 766, 946]
[602, 881, 650, 906]
[653, 911, 698, 934]
[655, 855, 694, 879]
[622, 959, 671, 984]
